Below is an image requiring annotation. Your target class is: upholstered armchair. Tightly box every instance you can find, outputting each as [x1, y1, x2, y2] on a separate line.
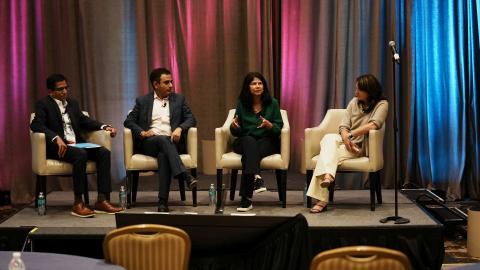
[123, 127, 198, 207]
[215, 109, 290, 208]
[304, 109, 384, 210]
[30, 112, 112, 207]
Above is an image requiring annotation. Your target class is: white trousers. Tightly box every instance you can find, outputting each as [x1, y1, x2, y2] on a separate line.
[306, 134, 360, 202]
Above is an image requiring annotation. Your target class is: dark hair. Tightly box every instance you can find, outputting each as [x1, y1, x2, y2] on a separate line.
[46, 74, 67, 90]
[149, 68, 172, 88]
[239, 72, 272, 109]
[355, 74, 387, 113]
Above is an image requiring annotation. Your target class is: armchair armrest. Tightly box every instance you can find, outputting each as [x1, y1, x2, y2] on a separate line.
[367, 125, 385, 171]
[30, 132, 47, 174]
[304, 109, 346, 170]
[215, 109, 236, 169]
[123, 128, 134, 170]
[279, 110, 290, 169]
[84, 130, 112, 150]
[187, 127, 197, 167]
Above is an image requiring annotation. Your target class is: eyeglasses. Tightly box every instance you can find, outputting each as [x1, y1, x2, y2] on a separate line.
[53, 86, 70, 91]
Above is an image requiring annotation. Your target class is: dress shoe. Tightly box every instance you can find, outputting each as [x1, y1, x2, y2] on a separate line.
[94, 200, 123, 214]
[71, 201, 95, 218]
[185, 174, 198, 190]
[158, 199, 170, 212]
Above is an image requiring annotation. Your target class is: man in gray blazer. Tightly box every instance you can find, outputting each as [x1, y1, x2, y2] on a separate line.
[124, 68, 198, 212]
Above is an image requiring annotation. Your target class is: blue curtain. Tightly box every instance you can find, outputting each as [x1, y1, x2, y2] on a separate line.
[410, 0, 480, 199]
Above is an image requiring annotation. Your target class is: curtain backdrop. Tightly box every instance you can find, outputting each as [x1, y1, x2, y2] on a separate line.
[1, 0, 479, 203]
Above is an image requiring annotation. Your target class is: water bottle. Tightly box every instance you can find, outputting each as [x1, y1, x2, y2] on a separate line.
[208, 184, 216, 208]
[119, 186, 127, 210]
[37, 192, 46, 216]
[8, 252, 26, 270]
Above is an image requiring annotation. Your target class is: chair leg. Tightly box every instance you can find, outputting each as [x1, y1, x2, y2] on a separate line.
[132, 171, 139, 206]
[306, 170, 313, 208]
[83, 178, 89, 205]
[178, 178, 186, 201]
[229, 169, 238, 201]
[373, 171, 383, 204]
[369, 172, 376, 211]
[281, 170, 287, 208]
[328, 184, 334, 202]
[126, 171, 132, 208]
[216, 169, 223, 207]
[191, 168, 197, 207]
[275, 170, 283, 202]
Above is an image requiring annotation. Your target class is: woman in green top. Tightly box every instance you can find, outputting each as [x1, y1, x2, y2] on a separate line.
[230, 72, 284, 212]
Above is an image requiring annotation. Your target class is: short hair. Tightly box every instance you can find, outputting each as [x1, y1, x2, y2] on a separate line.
[239, 72, 272, 109]
[46, 74, 67, 90]
[149, 68, 172, 87]
[355, 74, 387, 113]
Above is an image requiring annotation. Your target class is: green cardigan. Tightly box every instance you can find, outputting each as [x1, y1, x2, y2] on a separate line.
[230, 98, 283, 138]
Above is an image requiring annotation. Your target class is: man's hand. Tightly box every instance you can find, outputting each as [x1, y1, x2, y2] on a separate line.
[257, 116, 273, 129]
[171, 127, 182, 143]
[140, 130, 156, 138]
[104, 126, 117, 137]
[56, 137, 68, 158]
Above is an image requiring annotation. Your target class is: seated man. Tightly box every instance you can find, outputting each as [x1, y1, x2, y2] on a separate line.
[124, 67, 198, 212]
[30, 74, 122, 218]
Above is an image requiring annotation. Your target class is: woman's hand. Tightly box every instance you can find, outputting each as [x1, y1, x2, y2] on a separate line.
[231, 115, 240, 129]
[257, 116, 273, 129]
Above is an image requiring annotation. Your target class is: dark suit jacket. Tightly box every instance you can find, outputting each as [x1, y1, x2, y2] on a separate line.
[123, 92, 196, 154]
[30, 96, 104, 149]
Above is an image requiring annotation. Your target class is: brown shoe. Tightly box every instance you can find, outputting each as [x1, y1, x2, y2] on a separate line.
[94, 200, 123, 214]
[71, 201, 95, 218]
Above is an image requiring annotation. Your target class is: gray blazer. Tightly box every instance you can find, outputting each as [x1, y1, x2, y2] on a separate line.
[123, 92, 196, 154]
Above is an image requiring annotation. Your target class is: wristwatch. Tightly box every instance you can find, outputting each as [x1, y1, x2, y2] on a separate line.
[348, 132, 354, 140]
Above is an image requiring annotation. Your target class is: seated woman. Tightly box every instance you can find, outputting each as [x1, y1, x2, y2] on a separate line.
[230, 72, 284, 212]
[307, 74, 388, 213]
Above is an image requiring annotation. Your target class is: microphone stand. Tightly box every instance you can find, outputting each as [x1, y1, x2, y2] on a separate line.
[380, 48, 410, 224]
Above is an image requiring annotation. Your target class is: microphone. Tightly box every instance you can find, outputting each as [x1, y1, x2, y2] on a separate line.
[162, 102, 167, 107]
[388, 41, 400, 64]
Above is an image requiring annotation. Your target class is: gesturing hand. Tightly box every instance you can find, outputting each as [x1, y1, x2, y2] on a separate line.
[104, 126, 117, 137]
[231, 115, 240, 129]
[257, 115, 273, 129]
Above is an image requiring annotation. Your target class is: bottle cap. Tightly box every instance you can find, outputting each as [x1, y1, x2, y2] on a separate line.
[13, 252, 21, 257]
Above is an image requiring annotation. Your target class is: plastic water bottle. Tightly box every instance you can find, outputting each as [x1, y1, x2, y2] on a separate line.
[8, 252, 26, 270]
[208, 184, 216, 208]
[37, 192, 46, 216]
[119, 186, 127, 210]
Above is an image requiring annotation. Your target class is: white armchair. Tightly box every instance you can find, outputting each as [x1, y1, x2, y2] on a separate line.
[215, 109, 290, 208]
[30, 112, 112, 207]
[123, 127, 198, 207]
[304, 109, 384, 211]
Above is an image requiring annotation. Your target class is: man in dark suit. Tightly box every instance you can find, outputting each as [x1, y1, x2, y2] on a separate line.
[124, 67, 198, 212]
[30, 74, 122, 218]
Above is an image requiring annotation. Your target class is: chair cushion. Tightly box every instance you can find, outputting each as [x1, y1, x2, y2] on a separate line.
[220, 152, 285, 170]
[39, 160, 97, 175]
[128, 154, 195, 171]
[311, 155, 372, 172]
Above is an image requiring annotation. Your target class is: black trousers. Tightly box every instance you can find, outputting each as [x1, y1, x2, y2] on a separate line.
[47, 144, 112, 197]
[140, 135, 186, 201]
[233, 135, 279, 198]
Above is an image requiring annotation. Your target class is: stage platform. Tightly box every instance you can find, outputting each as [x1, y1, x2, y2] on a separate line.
[0, 189, 444, 270]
